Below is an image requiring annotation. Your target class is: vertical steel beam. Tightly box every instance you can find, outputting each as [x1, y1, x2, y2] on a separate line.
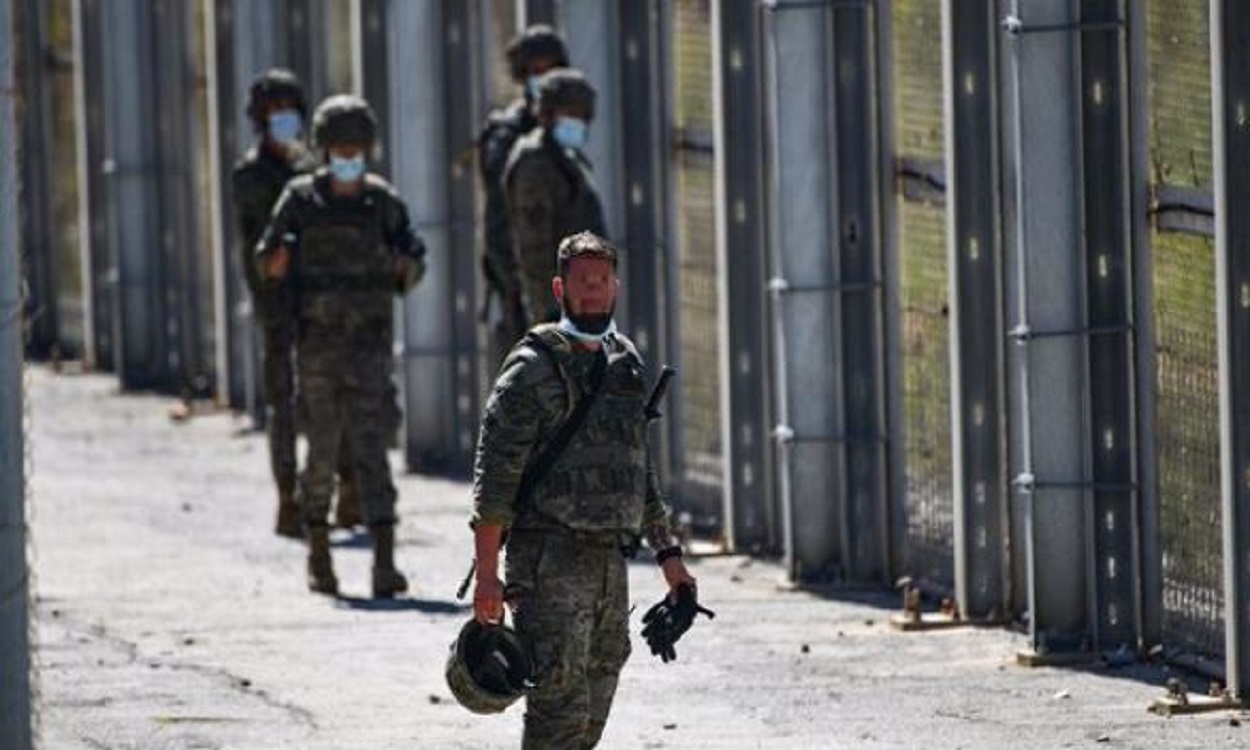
[553, 1, 625, 251]
[618, 1, 663, 366]
[151, 0, 206, 389]
[830, 1, 889, 583]
[283, 0, 330, 103]
[390, 1, 458, 472]
[943, 0, 1008, 621]
[763, 0, 888, 582]
[762, 1, 841, 580]
[17, 0, 59, 359]
[1078, 0, 1138, 654]
[522, 0, 557, 26]
[207, 0, 283, 411]
[353, 0, 391, 174]
[1000, 0, 1088, 653]
[73, 0, 114, 370]
[0, 2, 33, 746]
[443, 0, 486, 471]
[100, 0, 162, 390]
[1128, 0, 1161, 653]
[1212, 0, 1250, 699]
[711, 1, 774, 554]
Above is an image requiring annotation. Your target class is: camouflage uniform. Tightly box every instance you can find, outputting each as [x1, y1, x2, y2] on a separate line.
[257, 169, 424, 538]
[232, 144, 314, 502]
[473, 325, 674, 748]
[478, 98, 536, 360]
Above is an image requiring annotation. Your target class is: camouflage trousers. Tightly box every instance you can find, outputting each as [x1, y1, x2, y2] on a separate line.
[505, 529, 632, 749]
[517, 247, 560, 327]
[259, 318, 355, 494]
[296, 348, 399, 528]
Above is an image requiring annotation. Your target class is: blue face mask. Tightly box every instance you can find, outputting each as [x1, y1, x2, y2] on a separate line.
[527, 75, 543, 101]
[267, 110, 302, 145]
[551, 117, 589, 151]
[328, 154, 366, 183]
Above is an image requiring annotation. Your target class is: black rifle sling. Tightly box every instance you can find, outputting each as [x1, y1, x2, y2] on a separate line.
[514, 335, 608, 515]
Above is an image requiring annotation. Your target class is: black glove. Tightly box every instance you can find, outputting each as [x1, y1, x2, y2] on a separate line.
[640, 583, 715, 663]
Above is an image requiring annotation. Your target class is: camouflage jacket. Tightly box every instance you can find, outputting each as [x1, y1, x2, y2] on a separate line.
[503, 129, 607, 268]
[255, 170, 426, 356]
[472, 325, 674, 550]
[477, 98, 534, 298]
[231, 144, 315, 319]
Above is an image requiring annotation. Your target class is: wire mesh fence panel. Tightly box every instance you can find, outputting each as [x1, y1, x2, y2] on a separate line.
[668, 0, 723, 530]
[1152, 230, 1224, 659]
[1146, 0, 1224, 661]
[892, 0, 953, 592]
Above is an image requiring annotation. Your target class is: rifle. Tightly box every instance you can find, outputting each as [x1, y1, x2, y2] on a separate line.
[456, 362, 678, 600]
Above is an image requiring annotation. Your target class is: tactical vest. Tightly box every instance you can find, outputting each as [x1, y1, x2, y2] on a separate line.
[519, 326, 650, 534]
[293, 185, 393, 353]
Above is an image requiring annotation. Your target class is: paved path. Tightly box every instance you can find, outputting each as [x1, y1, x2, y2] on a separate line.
[25, 366, 1247, 748]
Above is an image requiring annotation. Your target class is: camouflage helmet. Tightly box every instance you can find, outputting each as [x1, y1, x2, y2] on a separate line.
[557, 231, 618, 274]
[246, 68, 306, 131]
[311, 94, 378, 151]
[445, 619, 534, 714]
[506, 24, 569, 82]
[536, 68, 596, 120]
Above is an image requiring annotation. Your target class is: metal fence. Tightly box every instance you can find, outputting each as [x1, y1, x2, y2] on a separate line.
[666, 0, 724, 534]
[18, 0, 1250, 695]
[891, 0, 954, 594]
[1146, 0, 1225, 660]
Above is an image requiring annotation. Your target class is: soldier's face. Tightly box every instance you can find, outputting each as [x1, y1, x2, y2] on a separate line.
[525, 56, 560, 78]
[554, 257, 617, 317]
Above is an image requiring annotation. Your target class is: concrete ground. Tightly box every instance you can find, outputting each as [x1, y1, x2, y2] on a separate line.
[23, 365, 1249, 749]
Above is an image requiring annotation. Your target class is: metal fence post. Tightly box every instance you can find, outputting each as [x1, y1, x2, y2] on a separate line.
[17, 0, 58, 361]
[1211, 0, 1250, 699]
[762, 0, 888, 582]
[73, 0, 113, 371]
[100, 0, 161, 390]
[619, 1, 663, 367]
[710, 0, 773, 554]
[942, 0, 1009, 623]
[389, 1, 458, 473]
[0, 1, 34, 745]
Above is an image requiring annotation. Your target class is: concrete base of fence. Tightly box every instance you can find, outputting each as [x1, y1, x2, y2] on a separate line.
[1147, 679, 1240, 716]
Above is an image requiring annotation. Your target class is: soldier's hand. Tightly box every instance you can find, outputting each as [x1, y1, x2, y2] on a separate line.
[264, 245, 291, 280]
[473, 574, 505, 624]
[661, 557, 697, 596]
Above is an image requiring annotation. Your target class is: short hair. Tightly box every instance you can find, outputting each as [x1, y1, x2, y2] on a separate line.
[556, 231, 618, 276]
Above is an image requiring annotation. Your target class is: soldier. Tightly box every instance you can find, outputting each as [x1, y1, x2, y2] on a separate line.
[478, 25, 569, 362]
[256, 95, 426, 598]
[504, 69, 606, 327]
[231, 69, 361, 538]
[471, 232, 697, 747]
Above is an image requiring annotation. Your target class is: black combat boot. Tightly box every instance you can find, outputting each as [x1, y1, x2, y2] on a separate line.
[371, 525, 409, 599]
[275, 482, 302, 539]
[306, 527, 339, 595]
[334, 478, 363, 529]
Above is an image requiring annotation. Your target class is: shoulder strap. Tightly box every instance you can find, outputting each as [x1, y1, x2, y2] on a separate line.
[514, 335, 608, 511]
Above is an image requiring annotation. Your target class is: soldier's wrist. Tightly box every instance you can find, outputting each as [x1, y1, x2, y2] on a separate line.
[655, 546, 683, 566]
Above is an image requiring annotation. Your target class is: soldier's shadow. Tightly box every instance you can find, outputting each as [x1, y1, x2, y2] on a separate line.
[332, 595, 470, 615]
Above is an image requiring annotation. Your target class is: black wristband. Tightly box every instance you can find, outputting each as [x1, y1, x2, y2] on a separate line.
[655, 546, 683, 566]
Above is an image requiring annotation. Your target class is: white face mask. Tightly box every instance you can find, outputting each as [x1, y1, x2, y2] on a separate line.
[557, 312, 617, 343]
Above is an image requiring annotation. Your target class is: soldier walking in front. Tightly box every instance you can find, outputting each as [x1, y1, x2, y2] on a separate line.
[471, 232, 697, 747]
[231, 69, 362, 537]
[257, 95, 426, 598]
